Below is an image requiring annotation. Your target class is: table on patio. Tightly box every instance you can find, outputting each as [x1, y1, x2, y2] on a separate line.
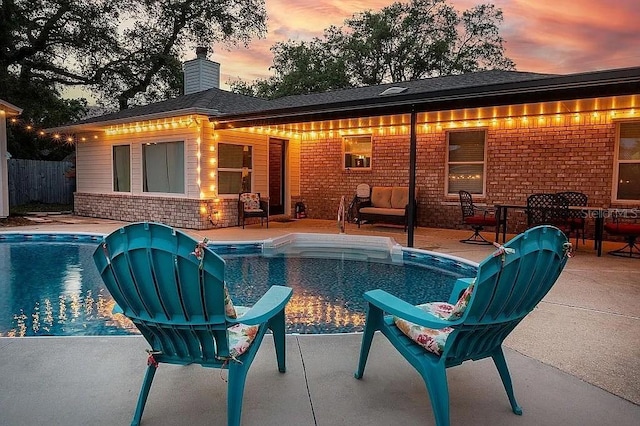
[494, 204, 612, 256]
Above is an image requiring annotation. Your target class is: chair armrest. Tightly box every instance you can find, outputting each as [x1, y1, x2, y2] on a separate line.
[364, 289, 462, 329]
[259, 199, 269, 210]
[228, 285, 292, 326]
[447, 277, 474, 304]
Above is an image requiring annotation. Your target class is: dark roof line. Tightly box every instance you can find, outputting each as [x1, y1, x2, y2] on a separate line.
[214, 66, 640, 128]
[52, 66, 640, 132]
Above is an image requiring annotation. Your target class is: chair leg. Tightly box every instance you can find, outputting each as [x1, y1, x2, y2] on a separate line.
[420, 363, 451, 426]
[269, 310, 287, 373]
[354, 305, 383, 379]
[460, 226, 493, 245]
[227, 362, 249, 426]
[491, 347, 523, 415]
[608, 235, 640, 258]
[131, 363, 158, 426]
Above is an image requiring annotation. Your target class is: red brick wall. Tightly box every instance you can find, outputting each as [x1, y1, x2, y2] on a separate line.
[298, 122, 636, 236]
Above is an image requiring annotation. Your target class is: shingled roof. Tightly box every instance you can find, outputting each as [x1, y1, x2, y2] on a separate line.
[52, 67, 640, 132]
[52, 87, 272, 131]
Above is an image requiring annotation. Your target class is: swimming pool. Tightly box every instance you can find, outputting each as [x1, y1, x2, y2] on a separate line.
[0, 232, 478, 336]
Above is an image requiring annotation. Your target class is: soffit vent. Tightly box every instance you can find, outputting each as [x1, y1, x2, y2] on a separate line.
[378, 86, 408, 96]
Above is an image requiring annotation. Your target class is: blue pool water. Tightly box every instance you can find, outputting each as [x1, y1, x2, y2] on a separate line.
[0, 234, 477, 336]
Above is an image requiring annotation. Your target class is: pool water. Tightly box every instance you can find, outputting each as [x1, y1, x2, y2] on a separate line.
[0, 236, 477, 336]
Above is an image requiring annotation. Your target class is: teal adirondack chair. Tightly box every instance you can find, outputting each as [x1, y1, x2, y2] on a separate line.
[354, 225, 571, 426]
[93, 222, 292, 426]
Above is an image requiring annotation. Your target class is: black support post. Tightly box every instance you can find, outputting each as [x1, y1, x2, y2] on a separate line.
[408, 107, 417, 247]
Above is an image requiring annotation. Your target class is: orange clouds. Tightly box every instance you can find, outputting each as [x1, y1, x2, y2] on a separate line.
[212, 0, 640, 88]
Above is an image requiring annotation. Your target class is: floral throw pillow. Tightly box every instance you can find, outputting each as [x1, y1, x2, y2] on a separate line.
[224, 286, 237, 319]
[240, 193, 261, 210]
[393, 279, 475, 356]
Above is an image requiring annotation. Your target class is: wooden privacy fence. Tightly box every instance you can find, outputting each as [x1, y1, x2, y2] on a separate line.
[8, 159, 76, 206]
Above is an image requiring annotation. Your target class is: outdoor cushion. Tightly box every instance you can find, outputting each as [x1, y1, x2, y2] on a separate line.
[605, 223, 640, 235]
[227, 306, 259, 358]
[394, 280, 474, 356]
[371, 187, 393, 208]
[390, 187, 409, 209]
[465, 215, 497, 226]
[224, 286, 237, 318]
[240, 193, 261, 210]
[358, 207, 406, 216]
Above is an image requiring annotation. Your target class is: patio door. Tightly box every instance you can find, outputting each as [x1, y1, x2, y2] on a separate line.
[269, 138, 286, 215]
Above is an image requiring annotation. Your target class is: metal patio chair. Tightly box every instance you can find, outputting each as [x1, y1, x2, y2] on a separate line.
[557, 191, 588, 245]
[458, 190, 497, 244]
[238, 192, 269, 228]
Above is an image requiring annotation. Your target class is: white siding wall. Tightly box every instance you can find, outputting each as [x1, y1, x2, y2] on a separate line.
[76, 117, 207, 198]
[214, 129, 269, 197]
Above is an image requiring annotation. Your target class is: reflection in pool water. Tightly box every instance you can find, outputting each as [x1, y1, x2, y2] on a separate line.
[0, 234, 477, 336]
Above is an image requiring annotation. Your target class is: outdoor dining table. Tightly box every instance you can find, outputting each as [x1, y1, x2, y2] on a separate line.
[494, 204, 611, 256]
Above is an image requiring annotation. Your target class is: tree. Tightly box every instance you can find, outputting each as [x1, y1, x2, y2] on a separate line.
[230, 37, 351, 99]
[1, 0, 268, 110]
[1, 0, 267, 159]
[95, 0, 268, 110]
[232, 0, 515, 98]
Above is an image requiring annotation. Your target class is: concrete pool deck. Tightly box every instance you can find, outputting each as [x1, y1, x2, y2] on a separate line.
[1, 216, 638, 425]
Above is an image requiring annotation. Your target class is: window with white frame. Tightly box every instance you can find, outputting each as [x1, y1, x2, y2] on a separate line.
[343, 135, 372, 169]
[142, 141, 185, 193]
[112, 145, 130, 192]
[218, 143, 253, 194]
[447, 130, 486, 195]
[615, 121, 640, 201]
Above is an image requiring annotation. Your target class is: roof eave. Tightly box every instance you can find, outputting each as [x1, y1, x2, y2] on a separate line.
[214, 68, 640, 128]
[0, 99, 23, 116]
[46, 107, 222, 133]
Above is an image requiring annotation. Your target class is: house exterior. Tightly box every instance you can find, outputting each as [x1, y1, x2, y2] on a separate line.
[0, 99, 23, 218]
[49, 54, 640, 237]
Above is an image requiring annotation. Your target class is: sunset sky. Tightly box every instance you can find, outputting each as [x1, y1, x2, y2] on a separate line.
[210, 0, 640, 89]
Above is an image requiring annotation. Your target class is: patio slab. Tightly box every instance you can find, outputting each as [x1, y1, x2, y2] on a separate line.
[0, 335, 638, 426]
[1, 216, 638, 424]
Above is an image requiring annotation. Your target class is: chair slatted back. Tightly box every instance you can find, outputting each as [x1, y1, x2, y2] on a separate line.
[93, 222, 231, 363]
[458, 190, 476, 219]
[527, 193, 569, 227]
[557, 191, 588, 219]
[444, 226, 568, 365]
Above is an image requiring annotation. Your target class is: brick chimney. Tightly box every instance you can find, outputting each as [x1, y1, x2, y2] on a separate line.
[183, 47, 220, 94]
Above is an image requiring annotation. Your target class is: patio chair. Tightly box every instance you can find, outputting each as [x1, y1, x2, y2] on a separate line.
[238, 192, 269, 228]
[458, 190, 497, 244]
[354, 225, 571, 426]
[526, 193, 570, 231]
[557, 191, 588, 245]
[604, 213, 640, 258]
[93, 222, 292, 426]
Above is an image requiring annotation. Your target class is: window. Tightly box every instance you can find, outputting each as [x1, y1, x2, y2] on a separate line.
[142, 141, 184, 193]
[112, 145, 130, 192]
[615, 122, 640, 201]
[447, 130, 486, 195]
[218, 143, 253, 194]
[344, 136, 372, 169]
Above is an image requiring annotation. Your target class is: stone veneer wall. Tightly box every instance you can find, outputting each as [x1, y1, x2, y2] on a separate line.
[75, 193, 240, 230]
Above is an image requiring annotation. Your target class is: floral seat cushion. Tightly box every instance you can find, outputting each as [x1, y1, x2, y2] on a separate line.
[227, 306, 260, 358]
[191, 241, 259, 359]
[240, 193, 261, 210]
[393, 280, 474, 356]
